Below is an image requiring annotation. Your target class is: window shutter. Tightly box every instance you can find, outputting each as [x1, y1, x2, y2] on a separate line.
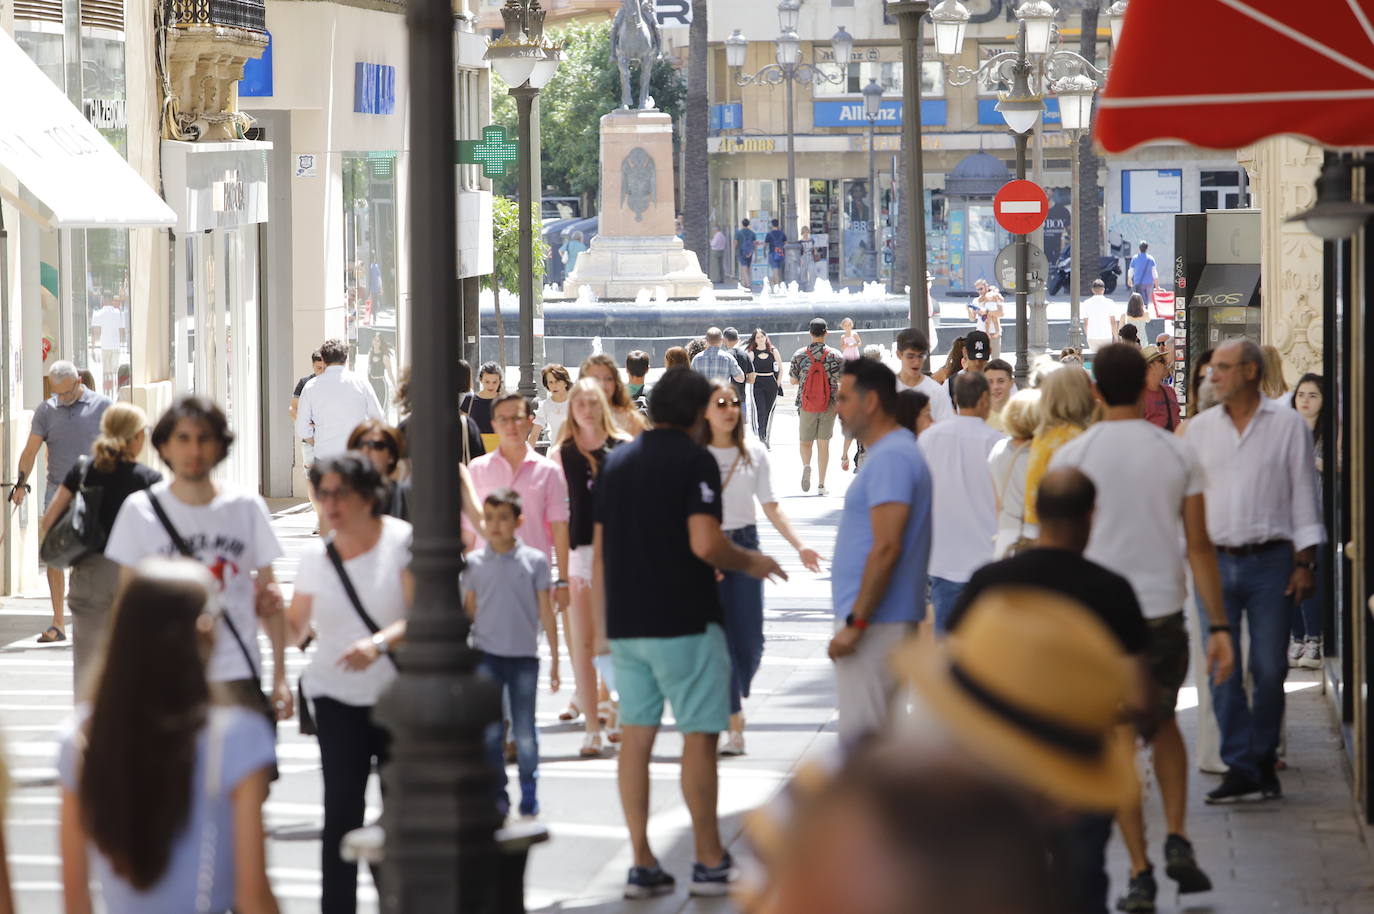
[81, 0, 125, 30]
[12, 0, 63, 23]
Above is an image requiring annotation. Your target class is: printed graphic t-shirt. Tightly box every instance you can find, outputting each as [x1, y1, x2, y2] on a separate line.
[105, 482, 284, 682]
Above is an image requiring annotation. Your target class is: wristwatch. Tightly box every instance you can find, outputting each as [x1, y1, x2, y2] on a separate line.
[555, 579, 570, 588]
[1208, 624, 1232, 634]
[1295, 560, 1317, 571]
[371, 632, 389, 654]
[844, 613, 869, 631]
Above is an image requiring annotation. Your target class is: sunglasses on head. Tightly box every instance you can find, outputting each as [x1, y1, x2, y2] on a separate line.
[715, 396, 741, 407]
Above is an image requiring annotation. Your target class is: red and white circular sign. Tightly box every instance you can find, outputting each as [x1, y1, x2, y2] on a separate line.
[993, 179, 1050, 235]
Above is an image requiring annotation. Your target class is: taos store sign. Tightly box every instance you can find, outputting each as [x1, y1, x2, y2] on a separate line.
[813, 99, 903, 127]
[1191, 291, 1246, 306]
[83, 98, 126, 131]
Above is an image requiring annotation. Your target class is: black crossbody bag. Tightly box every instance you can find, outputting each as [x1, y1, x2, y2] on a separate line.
[146, 493, 275, 725]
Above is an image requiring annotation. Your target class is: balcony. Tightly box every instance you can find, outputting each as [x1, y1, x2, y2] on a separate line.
[163, 0, 269, 141]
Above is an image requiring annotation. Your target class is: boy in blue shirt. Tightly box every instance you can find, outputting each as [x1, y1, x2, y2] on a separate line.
[464, 488, 561, 818]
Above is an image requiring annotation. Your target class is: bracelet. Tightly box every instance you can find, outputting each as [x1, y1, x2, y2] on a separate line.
[845, 613, 869, 631]
[371, 632, 389, 654]
[1294, 561, 1317, 571]
[554, 579, 569, 587]
[1208, 624, 1231, 634]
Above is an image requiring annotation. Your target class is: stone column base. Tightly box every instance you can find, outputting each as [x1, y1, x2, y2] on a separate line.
[564, 234, 712, 300]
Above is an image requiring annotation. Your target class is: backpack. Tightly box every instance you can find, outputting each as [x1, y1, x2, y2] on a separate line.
[801, 349, 832, 413]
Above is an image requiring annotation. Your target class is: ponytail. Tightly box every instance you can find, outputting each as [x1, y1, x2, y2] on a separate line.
[91, 403, 148, 473]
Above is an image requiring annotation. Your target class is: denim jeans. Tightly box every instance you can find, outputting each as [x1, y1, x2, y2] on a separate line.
[478, 653, 541, 816]
[929, 576, 967, 635]
[1292, 550, 1326, 641]
[1211, 549, 1293, 780]
[719, 526, 764, 715]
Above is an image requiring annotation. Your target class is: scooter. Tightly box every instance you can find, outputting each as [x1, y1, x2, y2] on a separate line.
[1047, 240, 1123, 295]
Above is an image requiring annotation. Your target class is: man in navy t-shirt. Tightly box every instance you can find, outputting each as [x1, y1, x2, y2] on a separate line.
[827, 357, 932, 745]
[734, 219, 757, 289]
[764, 219, 788, 285]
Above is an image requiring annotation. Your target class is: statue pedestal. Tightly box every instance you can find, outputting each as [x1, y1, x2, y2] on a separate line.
[565, 110, 711, 300]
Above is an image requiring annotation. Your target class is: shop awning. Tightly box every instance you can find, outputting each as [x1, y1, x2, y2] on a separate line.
[1096, 0, 1374, 153]
[1189, 263, 1261, 309]
[0, 28, 175, 229]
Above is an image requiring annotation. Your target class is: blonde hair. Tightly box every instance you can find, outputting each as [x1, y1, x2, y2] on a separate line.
[555, 378, 630, 472]
[1260, 345, 1288, 399]
[92, 403, 148, 473]
[1001, 389, 1041, 441]
[1035, 365, 1097, 434]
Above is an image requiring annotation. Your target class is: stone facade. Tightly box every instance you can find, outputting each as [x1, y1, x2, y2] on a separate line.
[1238, 137, 1325, 383]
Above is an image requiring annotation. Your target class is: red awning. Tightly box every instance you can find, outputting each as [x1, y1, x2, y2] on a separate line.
[1096, 0, 1374, 153]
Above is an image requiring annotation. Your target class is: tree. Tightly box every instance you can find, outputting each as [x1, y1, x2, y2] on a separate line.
[491, 20, 687, 204]
[683, 0, 709, 270]
[485, 195, 549, 365]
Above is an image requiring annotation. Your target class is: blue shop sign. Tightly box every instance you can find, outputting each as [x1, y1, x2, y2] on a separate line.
[354, 62, 396, 115]
[977, 96, 1060, 126]
[711, 103, 743, 131]
[811, 99, 948, 128]
[240, 32, 273, 97]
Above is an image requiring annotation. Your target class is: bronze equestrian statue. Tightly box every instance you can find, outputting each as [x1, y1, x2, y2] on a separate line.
[611, 0, 660, 110]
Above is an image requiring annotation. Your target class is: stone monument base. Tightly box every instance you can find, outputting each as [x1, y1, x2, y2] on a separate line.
[565, 234, 711, 299]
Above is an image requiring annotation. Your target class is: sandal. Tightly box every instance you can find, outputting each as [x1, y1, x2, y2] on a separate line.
[602, 701, 621, 744]
[36, 626, 65, 644]
[579, 731, 603, 758]
[558, 700, 583, 723]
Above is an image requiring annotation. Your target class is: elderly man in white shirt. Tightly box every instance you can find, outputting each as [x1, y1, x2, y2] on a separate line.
[917, 371, 1006, 632]
[296, 338, 384, 460]
[1184, 339, 1323, 805]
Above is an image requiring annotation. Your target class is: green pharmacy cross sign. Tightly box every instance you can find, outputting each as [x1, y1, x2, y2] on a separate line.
[457, 126, 519, 178]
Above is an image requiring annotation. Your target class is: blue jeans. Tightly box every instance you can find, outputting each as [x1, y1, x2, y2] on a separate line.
[1211, 549, 1293, 780]
[719, 526, 764, 715]
[1292, 550, 1326, 640]
[929, 577, 966, 635]
[478, 653, 540, 816]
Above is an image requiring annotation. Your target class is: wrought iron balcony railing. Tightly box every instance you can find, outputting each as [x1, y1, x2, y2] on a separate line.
[165, 0, 266, 32]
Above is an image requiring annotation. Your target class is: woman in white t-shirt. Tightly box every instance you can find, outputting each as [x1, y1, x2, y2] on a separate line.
[987, 390, 1041, 558]
[529, 364, 572, 446]
[700, 384, 822, 756]
[286, 453, 410, 914]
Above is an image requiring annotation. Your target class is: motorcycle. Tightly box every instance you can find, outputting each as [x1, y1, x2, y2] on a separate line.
[1047, 233, 1124, 295]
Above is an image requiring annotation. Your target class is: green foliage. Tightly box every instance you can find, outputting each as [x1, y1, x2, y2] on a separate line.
[486, 194, 549, 294]
[491, 20, 687, 199]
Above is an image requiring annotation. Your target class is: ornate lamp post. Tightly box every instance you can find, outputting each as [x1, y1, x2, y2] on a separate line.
[1054, 71, 1099, 350]
[486, 0, 562, 398]
[862, 77, 884, 281]
[933, 0, 1107, 383]
[726, 4, 851, 286]
[886, 1, 930, 327]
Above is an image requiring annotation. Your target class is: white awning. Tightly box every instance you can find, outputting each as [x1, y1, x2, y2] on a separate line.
[0, 28, 175, 230]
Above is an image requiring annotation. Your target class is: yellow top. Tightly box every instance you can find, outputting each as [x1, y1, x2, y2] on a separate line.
[1023, 423, 1085, 525]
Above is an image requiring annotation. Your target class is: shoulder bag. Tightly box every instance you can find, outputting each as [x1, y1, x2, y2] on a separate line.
[326, 539, 400, 672]
[147, 493, 275, 725]
[39, 456, 106, 569]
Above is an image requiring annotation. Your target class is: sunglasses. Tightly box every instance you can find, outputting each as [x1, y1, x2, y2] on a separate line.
[715, 397, 741, 408]
[359, 439, 390, 451]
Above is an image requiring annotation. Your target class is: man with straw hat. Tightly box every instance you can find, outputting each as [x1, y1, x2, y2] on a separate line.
[894, 585, 1140, 914]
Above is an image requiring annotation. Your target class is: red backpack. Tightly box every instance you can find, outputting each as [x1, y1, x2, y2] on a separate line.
[801, 349, 832, 413]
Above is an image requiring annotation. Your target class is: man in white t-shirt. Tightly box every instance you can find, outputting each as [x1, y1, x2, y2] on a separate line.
[917, 372, 1006, 632]
[1050, 344, 1236, 911]
[1081, 278, 1120, 352]
[107, 395, 291, 730]
[893, 327, 954, 423]
[90, 303, 124, 395]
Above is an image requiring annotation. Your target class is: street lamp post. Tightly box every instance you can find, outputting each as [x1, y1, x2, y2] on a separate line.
[863, 77, 883, 281]
[932, 0, 1108, 382]
[726, 6, 850, 287]
[887, 1, 929, 328]
[487, 0, 562, 398]
[1054, 72, 1099, 351]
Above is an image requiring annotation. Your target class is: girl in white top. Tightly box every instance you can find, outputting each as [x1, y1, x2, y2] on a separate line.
[701, 384, 821, 756]
[286, 453, 410, 913]
[988, 390, 1041, 559]
[529, 364, 572, 445]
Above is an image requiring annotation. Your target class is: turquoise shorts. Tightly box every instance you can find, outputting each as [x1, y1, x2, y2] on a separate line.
[611, 623, 731, 734]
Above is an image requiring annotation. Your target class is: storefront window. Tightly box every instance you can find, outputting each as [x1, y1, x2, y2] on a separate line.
[14, 27, 64, 88]
[83, 31, 130, 399]
[815, 60, 943, 98]
[343, 153, 400, 417]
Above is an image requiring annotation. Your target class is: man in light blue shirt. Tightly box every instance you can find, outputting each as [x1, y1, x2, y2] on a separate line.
[827, 357, 932, 744]
[1129, 240, 1159, 300]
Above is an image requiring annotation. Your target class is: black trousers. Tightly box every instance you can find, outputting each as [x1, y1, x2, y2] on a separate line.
[1050, 812, 1113, 914]
[753, 381, 779, 444]
[315, 696, 391, 914]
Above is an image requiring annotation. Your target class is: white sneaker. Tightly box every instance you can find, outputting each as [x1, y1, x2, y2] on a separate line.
[1288, 638, 1304, 668]
[801, 465, 812, 492]
[1299, 638, 1323, 670]
[817, 485, 829, 496]
[719, 731, 746, 757]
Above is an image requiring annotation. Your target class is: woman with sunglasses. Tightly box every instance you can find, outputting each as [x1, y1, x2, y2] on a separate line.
[347, 419, 485, 541]
[551, 378, 632, 755]
[699, 384, 822, 756]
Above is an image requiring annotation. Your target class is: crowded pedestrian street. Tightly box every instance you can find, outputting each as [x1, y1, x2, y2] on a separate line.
[0, 392, 1367, 912]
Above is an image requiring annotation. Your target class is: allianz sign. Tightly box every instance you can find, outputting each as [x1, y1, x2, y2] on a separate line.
[812, 100, 904, 128]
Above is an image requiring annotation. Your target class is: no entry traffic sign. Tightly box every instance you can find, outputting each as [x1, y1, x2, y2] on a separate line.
[994, 180, 1049, 235]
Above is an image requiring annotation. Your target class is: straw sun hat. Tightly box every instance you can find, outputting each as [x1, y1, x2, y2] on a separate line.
[894, 586, 1138, 811]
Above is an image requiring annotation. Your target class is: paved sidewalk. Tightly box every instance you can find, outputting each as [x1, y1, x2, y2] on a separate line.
[0, 398, 1370, 911]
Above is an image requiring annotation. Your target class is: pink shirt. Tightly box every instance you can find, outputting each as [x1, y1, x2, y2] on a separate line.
[467, 445, 570, 563]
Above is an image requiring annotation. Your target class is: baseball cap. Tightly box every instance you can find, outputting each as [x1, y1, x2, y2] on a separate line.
[965, 331, 991, 361]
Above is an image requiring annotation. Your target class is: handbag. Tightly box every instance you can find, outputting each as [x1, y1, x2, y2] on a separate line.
[147, 493, 275, 723]
[39, 456, 105, 569]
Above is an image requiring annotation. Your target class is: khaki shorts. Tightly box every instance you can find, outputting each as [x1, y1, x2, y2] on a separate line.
[798, 406, 838, 442]
[1141, 611, 1189, 738]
